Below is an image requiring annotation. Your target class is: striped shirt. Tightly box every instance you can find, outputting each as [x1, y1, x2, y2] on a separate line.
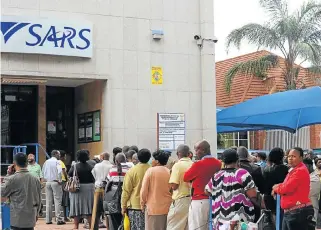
[107, 163, 132, 182]
[206, 168, 255, 229]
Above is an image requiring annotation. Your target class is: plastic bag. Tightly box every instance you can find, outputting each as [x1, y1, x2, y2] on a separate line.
[124, 213, 130, 230]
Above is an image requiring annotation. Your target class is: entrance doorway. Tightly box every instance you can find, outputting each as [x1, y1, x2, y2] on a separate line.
[46, 86, 74, 157]
[1, 85, 38, 175]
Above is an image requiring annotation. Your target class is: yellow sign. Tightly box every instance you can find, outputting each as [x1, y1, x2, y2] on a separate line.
[151, 66, 163, 85]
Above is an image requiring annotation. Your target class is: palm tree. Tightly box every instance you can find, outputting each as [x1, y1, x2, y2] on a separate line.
[224, 0, 321, 94]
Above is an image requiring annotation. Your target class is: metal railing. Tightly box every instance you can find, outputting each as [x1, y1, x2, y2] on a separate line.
[20, 143, 50, 162]
[0, 143, 50, 167]
[0, 145, 27, 166]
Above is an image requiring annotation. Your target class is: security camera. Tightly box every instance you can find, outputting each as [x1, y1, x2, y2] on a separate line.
[203, 37, 218, 43]
[194, 35, 201, 40]
[213, 36, 218, 43]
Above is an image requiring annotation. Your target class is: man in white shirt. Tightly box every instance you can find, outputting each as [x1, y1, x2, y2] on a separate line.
[91, 152, 113, 229]
[42, 150, 65, 225]
[92, 152, 113, 188]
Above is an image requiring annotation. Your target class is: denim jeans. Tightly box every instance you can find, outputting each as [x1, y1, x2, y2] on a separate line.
[282, 206, 315, 230]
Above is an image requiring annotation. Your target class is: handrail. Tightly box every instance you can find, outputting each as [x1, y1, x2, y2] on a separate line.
[21, 143, 50, 162]
[0, 145, 27, 164]
[38, 143, 50, 159]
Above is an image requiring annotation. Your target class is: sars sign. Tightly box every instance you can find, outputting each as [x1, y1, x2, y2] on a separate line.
[0, 16, 93, 58]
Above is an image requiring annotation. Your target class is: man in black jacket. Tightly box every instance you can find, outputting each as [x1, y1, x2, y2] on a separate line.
[237, 146, 265, 193]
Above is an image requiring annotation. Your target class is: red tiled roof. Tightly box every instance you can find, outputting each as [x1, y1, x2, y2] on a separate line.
[216, 50, 318, 107]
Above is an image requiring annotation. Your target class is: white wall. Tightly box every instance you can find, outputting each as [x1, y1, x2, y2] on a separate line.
[1, 0, 217, 153]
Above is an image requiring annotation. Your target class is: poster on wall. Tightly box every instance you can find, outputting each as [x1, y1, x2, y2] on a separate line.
[93, 111, 101, 141]
[47, 121, 56, 134]
[85, 113, 93, 142]
[157, 113, 185, 151]
[77, 110, 101, 143]
[78, 114, 86, 143]
[151, 66, 163, 85]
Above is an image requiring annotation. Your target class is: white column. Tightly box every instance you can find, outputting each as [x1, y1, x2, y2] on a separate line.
[199, 0, 217, 155]
[102, 80, 112, 152]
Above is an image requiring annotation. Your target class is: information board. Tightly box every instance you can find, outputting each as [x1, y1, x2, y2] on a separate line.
[77, 110, 101, 143]
[157, 113, 185, 151]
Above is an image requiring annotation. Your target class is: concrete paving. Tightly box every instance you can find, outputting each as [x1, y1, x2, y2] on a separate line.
[35, 219, 106, 230]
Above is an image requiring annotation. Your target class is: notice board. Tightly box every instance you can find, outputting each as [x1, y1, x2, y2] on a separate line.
[157, 113, 185, 151]
[78, 110, 101, 143]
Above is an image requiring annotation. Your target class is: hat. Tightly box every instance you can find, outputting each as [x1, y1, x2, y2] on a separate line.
[222, 149, 238, 164]
[237, 146, 249, 161]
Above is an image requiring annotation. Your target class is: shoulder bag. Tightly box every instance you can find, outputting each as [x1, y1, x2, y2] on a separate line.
[64, 164, 80, 193]
[103, 175, 123, 214]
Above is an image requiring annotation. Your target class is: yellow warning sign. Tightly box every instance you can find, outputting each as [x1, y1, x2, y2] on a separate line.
[151, 66, 163, 85]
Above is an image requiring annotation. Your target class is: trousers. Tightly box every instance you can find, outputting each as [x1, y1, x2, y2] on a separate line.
[167, 197, 191, 230]
[45, 181, 64, 223]
[188, 199, 209, 230]
[282, 206, 315, 230]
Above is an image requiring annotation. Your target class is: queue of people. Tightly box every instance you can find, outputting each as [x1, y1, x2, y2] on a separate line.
[1, 142, 321, 230]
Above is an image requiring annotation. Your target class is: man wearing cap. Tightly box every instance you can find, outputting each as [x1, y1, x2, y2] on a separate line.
[184, 140, 221, 230]
[167, 144, 193, 230]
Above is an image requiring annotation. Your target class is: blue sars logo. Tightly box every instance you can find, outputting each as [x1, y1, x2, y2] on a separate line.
[0, 21, 91, 50]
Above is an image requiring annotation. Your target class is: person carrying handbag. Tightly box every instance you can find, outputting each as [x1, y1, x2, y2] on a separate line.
[68, 150, 95, 230]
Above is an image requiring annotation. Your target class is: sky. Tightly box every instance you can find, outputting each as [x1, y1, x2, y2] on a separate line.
[214, 0, 308, 62]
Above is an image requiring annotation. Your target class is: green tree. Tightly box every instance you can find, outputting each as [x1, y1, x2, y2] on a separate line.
[224, 0, 321, 93]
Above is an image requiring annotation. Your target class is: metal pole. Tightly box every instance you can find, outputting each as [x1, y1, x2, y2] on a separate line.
[36, 144, 39, 163]
[276, 194, 281, 230]
[208, 196, 212, 230]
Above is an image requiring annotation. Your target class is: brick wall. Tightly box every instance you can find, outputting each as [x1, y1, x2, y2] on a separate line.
[310, 125, 321, 148]
[216, 50, 320, 149]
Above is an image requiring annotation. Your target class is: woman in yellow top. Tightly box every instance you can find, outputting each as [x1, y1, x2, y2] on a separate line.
[121, 149, 151, 230]
[59, 151, 69, 222]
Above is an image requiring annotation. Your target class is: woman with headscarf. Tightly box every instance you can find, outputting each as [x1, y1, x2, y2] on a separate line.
[206, 149, 259, 229]
[140, 150, 172, 230]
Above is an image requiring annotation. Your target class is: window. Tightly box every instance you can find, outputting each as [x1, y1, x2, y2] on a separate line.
[218, 131, 250, 149]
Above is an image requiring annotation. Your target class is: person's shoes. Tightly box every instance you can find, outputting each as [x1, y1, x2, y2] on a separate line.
[46, 222, 53, 224]
[64, 217, 72, 222]
[57, 221, 66, 225]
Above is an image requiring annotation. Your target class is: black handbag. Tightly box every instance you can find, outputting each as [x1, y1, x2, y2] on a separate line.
[103, 177, 123, 214]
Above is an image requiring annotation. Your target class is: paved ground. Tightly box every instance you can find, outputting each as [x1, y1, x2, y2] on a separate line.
[35, 219, 107, 230]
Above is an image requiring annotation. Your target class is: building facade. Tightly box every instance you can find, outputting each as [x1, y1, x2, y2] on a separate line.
[1, 0, 217, 165]
[216, 50, 321, 150]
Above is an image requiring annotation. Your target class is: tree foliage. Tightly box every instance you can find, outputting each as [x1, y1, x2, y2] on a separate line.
[225, 0, 321, 93]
